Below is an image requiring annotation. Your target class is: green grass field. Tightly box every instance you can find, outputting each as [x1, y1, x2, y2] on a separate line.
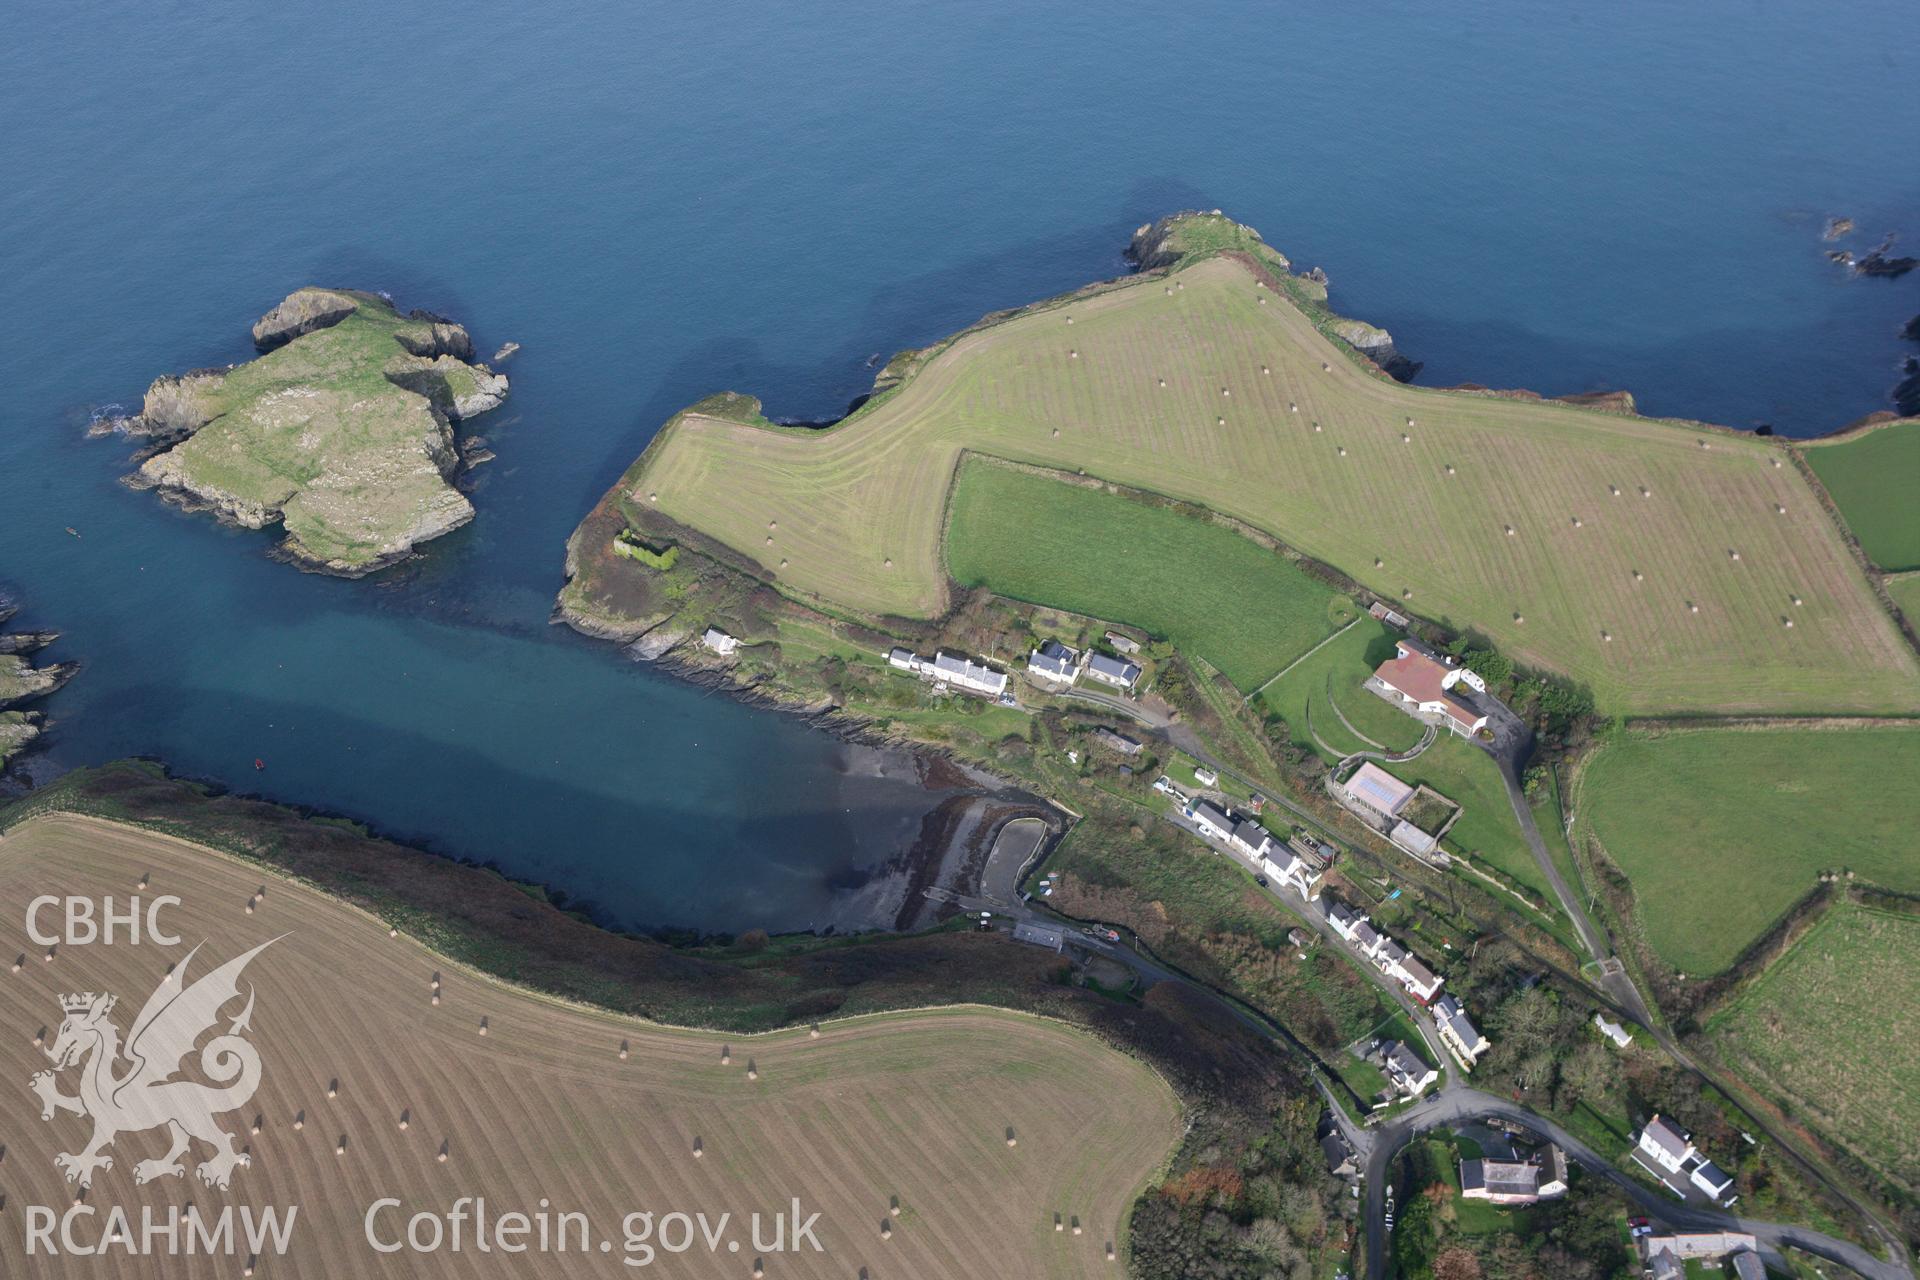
[946, 461, 1348, 688]
[1803, 420, 1920, 571]
[622, 218, 1918, 716]
[1579, 725, 1920, 975]
[1887, 573, 1920, 625]
[1711, 906, 1920, 1188]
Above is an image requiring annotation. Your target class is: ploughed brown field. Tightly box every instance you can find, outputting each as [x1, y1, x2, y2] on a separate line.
[0, 815, 1181, 1277]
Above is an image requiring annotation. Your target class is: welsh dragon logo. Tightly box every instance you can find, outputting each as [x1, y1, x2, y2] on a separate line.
[30, 938, 277, 1191]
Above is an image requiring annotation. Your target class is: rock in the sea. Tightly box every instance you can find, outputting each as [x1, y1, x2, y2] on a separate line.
[251, 287, 360, 350]
[492, 341, 521, 363]
[1903, 314, 1920, 342]
[1823, 216, 1854, 241]
[110, 288, 511, 577]
[1330, 318, 1422, 383]
[1895, 357, 1920, 419]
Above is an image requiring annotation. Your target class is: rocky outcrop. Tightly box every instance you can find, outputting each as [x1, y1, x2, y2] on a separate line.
[395, 317, 476, 361]
[1856, 245, 1916, 279]
[1328, 318, 1423, 382]
[98, 369, 230, 440]
[383, 353, 510, 420]
[103, 288, 511, 577]
[251, 287, 360, 350]
[1127, 210, 1290, 273]
[0, 602, 76, 773]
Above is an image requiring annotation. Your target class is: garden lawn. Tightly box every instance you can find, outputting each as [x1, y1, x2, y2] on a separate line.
[1803, 420, 1920, 571]
[1256, 618, 1419, 759]
[1579, 725, 1920, 975]
[946, 459, 1347, 690]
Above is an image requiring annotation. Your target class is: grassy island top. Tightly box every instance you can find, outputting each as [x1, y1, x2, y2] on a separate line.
[617, 215, 1917, 716]
[121, 288, 508, 576]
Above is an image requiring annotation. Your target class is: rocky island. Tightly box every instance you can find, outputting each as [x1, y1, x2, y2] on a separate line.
[0, 597, 77, 773]
[103, 288, 510, 575]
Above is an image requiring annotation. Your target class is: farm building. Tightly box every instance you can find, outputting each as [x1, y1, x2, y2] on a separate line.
[1187, 800, 1236, 843]
[1325, 899, 1369, 943]
[1460, 1145, 1567, 1205]
[1641, 1231, 1760, 1279]
[1092, 727, 1143, 757]
[1321, 1129, 1359, 1179]
[1344, 762, 1415, 819]
[1027, 639, 1079, 683]
[1367, 638, 1489, 737]
[1383, 1040, 1438, 1096]
[1230, 817, 1274, 859]
[1262, 847, 1324, 900]
[1288, 927, 1315, 951]
[1377, 939, 1444, 1004]
[1086, 652, 1143, 690]
[1013, 921, 1067, 952]
[1632, 1115, 1738, 1205]
[1433, 993, 1490, 1067]
[1193, 766, 1219, 787]
[1389, 821, 1440, 859]
[701, 627, 739, 656]
[1103, 630, 1142, 655]
[1593, 1012, 1634, 1049]
[1368, 601, 1410, 628]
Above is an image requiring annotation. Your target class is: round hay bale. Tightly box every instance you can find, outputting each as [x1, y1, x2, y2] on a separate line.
[1689, 602, 1699, 613]
[1444, 465, 1454, 475]
[619, 1040, 630, 1061]
[1262, 365, 1271, 375]
[1065, 315, 1073, 324]
[1401, 589, 1412, 599]
[780, 558, 787, 567]
[138, 873, 149, 890]
[1221, 387, 1230, 397]
[251, 1115, 263, 1135]
[1572, 516, 1582, 528]
[810, 1023, 821, 1038]
[1051, 428, 1059, 437]
[1006, 1127, 1018, 1147]
[1784, 617, 1794, 627]
[437, 1139, 449, 1164]
[1791, 595, 1802, 606]
[1602, 631, 1613, 642]
[398, 1109, 410, 1131]
[1337, 446, 1346, 456]
[1073, 1217, 1083, 1236]
[1504, 525, 1514, 536]
[388, 926, 398, 938]
[1632, 570, 1643, 581]
[746, 1058, 758, 1081]
[649, 492, 657, 502]
[1729, 549, 1740, 561]
[1289, 402, 1297, 413]
[335, 1135, 347, 1156]
[881, 1219, 892, 1239]
[1374, 558, 1383, 568]
[478, 1017, 489, 1036]
[692, 1137, 703, 1158]
[1069, 349, 1077, 359]
[1054, 1213, 1064, 1232]
[890, 1195, 901, 1217]
[1218, 416, 1226, 426]
[1775, 503, 1786, 514]
[327, 1079, 339, 1099]
[883, 558, 892, 568]
[764, 536, 773, 545]
[1321, 361, 1331, 371]
[1157, 378, 1166, 387]
[721, 1046, 731, 1065]
[1513, 613, 1524, 623]
[293, 1111, 305, 1131]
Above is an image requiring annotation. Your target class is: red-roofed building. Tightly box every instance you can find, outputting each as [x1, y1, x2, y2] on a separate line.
[1367, 639, 1488, 737]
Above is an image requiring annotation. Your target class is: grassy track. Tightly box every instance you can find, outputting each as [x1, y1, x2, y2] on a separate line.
[1802, 419, 1920, 571]
[1580, 725, 1920, 976]
[945, 460, 1347, 688]
[0, 814, 1182, 1279]
[629, 236, 1918, 715]
[1711, 906, 1920, 1187]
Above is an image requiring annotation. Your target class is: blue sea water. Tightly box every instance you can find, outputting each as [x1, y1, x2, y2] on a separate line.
[1, 0, 1915, 929]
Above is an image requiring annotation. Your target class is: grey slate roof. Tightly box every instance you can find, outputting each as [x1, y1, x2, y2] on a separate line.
[1643, 1115, 1693, 1159]
[1086, 652, 1142, 685]
[1231, 818, 1272, 852]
